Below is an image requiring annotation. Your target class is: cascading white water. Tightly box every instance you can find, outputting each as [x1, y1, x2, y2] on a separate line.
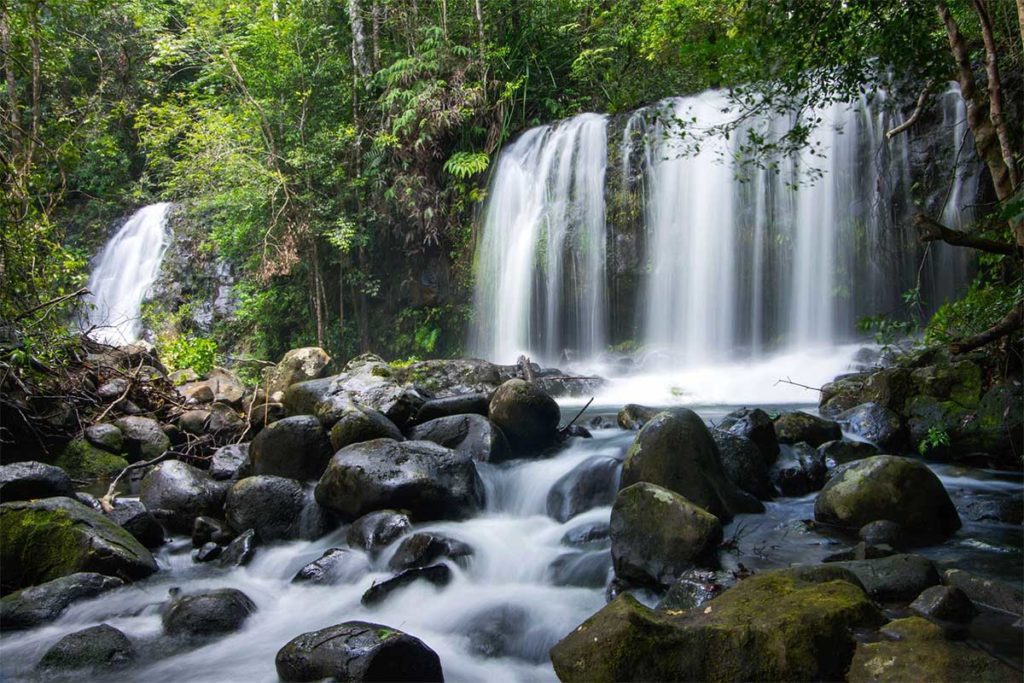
[472, 114, 608, 364]
[83, 203, 173, 345]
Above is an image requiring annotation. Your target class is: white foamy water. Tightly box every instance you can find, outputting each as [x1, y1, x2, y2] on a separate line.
[83, 203, 172, 345]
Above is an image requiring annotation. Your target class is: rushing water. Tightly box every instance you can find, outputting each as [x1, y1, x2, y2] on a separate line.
[1, 404, 1020, 682]
[83, 203, 173, 345]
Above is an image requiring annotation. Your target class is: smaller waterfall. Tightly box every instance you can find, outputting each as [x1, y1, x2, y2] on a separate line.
[83, 203, 173, 345]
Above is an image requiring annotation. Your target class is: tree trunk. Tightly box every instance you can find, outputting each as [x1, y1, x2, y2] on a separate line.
[348, 0, 369, 78]
[972, 0, 1020, 190]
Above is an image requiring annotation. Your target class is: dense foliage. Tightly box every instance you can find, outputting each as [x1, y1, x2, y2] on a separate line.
[1, 0, 1020, 368]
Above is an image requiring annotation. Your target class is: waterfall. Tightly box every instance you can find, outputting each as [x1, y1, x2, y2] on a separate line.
[83, 203, 173, 345]
[472, 87, 978, 368]
[471, 113, 608, 364]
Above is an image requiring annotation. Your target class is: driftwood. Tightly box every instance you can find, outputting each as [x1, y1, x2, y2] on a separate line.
[516, 355, 536, 382]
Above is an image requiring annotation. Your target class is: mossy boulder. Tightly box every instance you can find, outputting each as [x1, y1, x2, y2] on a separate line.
[0, 497, 157, 595]
[55, 438, 130, 480]
[113, 415, 171, 462]
[264, 346, 332, 396]
[820, 374, 869, 417]
[847, 617, 1018, 682]
[326, 400, 404, 451]
[617, 404, 661, 431]
[620, 410, 762, 521]
[488, 378, 561, 453]
[610, 482, 722, 586]
[550, 568, 881, 682]
[36, 623, 135, 672]
[84, 423, 124, 454]
[910, 360, 981, 408]
[828, 554, 941, 601]
[814, 455, 960, 544]
[860, 367, 915, 413]
[773, 411, 842, 447]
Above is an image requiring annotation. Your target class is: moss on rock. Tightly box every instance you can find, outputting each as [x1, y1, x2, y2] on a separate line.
[55, 438, 130, 481]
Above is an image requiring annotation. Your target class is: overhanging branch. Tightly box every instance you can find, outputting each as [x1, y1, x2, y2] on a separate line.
[951, 302, 1023, 355]
[914, 213, 1021, 258]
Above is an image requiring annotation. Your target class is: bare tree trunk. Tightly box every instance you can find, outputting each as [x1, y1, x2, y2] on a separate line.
[972, 0, 1020, 190]
[370, 0, 381, 72]
[348, 0, 369, 78]
[474, 0, 487, 88]
[27, 1, 41, 171]
[1, 6, 21, 158]
[440, 0, 448, 41]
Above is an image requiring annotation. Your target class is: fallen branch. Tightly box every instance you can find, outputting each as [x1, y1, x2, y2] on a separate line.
[914, 213, 1021, 257]
[98, 450, 174, 513]
[560, 396, 594, 436]
[13, 287, 89, 321]
[950, 302, 1023, 355]
[775, 377, 823, 392]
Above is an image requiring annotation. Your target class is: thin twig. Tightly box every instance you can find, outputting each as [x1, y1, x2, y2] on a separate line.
[774, 377, 823, 392]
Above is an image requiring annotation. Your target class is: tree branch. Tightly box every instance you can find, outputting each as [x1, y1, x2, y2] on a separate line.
[886, 81, 936, 140]
[914, 213, 1021, 257]
[951, 302, 1024, 355]
[972, 0, 1020, 191]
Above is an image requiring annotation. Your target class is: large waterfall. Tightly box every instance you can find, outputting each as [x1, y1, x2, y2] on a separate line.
[472, 86, 977, 370]
[83, 202, 173, 345]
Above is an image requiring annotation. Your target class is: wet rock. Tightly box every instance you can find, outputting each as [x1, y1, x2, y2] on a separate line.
[0, 573, 124, 631]
[249, 401, 286, 432]
[910, 585, 977, 622]
[162, 588, 257, 637]
[205, 368, 247, 407]
[55, 438, 130, 480]
[360, 565, 452, 606]
[169, 368, 199, 386]
[829, 554, 941, 601]
[463, 605, 539, 660]
[550, 568, 880, 682]
[178, 380, 215, 404]
[959, 495, 1024, 525]
[561, 521, 610, 548]
[0, 497, 157, 594]
[108, 498, 164, 549]
[814, 455, 961, 543]
[548, 550, 612, 588]
[36, 623, 135, 672]
[249, 415, 332, 481]
[408, 414, 511, 463]
[770, 442, 826, 496]
[292, 548, 370, 585]
[282, 377, 335, 417]
[488, 378, 561, 453]
[819, 438, 880, 467]
[316, 439, 485, 522]
[717, 407, 780, 464]
[225, 475, 330, 542]
[774, 411, 842, 447]
[942, 568, 1023, 615]
[113, 416, 171, 461]
[97, 377, 129, 400]
[820, 373, 870, 417]
[84, 423, 124, 454]
[415, 392, 491, 423]
[858, 520, 905, 547]
[0, 461, 74, 503]
[847, 616, 1018, 682]
[326, 400, 404, 450]
[346, 510, 411, 553]
[192, 515, 233, 547]
[836, 402, 907, 451]
[139, 460, 227, 534]
[265, 347, 332, 396]
[656, 568, 728, 612]
[822, 542, 896, 562]
[388, 532, 473, 571]
[209, 443, 250, 481]
[620, 409, 763, 521]
[275, 621, 444, 682]
[193, 542, 222, 563]
[179, 409, 211, 435]
[218, 529, 257, 568]
[547, 455, 621, 522]
[610, 482, 723, 587]
[711, 430, 775, 500]
[206, 403, 247, 435]
[617, 404, 660, 430]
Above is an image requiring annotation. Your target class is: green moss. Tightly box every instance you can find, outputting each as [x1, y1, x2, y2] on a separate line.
[55, 439, 130, 480]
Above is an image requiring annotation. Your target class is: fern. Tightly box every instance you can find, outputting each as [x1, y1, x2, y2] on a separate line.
[443, 151, 489, 178]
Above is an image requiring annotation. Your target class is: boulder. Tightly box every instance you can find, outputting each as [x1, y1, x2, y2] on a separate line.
[548, 550, 613, 588]
[107, 498, 164, 549]
[113, 416, 170, 461]
[408, 414, 511, 463]
[205, 368, 247, 407]
[0, 461, 75, 502]
[84, 423, 124, 454]
[547, 456, 621, 522]
[282, 376, 335, 416]
[192, 515, 233, 547]
[0, 497, 157, 594]
[218, 529, 257, 568]
[36, 623, 135, 672]
[265, 347, 332, 396]
[550, 568, 880, 682]
[814, 455, 961, 543]
[858, 520, 905, 547]
[361, 565, 452, 606]
[561, 521, 610, 548]
[326, 399, 404, 450]
[387, 532, 473, 571]
[225, 475, 331, 542]
[205, 402, 246, 435]
[711, 430, 775, 500]
[463, 605, 538, 661]
[346, 510, 411, 553]
[0, 573, 124, 631]
[55, 438, 130, 480]
[617, 404, 660, 431]
[292, 548, 370, 585]
[315, 439, 484, 521]
[942, 568, 1023, 615]
[193, 542, 221, 563]
[139, 460, 227, 534]
[910, 585, 977, 622]
[209, 443, 250, 481]
[414, 392, 491, 423]
[773, 411, 842, 447]
[717, 407, 780, 464]
[828, 554, 941, 601]
[847, 616, 1018, 682]
[275, 621, 443, 682]
[819, 373, 870, 417]
[656, 568, 728, 612]
[818, 439, 880, 467]
[620, 409, 763, 521]
[836, 402, 907, 451]
[249, 415, 332, 481]
[488, 378, 561, 453]
[96, 377, 129, 400]
[610, 482, 723, 587]
[770, 442, 826, 496]
[162, 588, 257, 637]
[178, 380, 215, 404]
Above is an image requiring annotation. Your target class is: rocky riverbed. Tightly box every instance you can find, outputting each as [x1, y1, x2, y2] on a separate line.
[0, 346, 1021, 682]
